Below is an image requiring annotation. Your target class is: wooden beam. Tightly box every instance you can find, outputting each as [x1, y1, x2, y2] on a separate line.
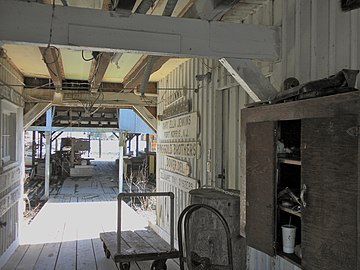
[39, 47, 64, 89]
[23, 102, 52, 130]
[219, 58, 278, 102]
[121, 0, 207, 93]
[24, 88, 157, 107]
[133, 105, 157, 131]
[123, 56, 170, 89]
[88, 52, 113, 92]
[0, 1, 280, 60]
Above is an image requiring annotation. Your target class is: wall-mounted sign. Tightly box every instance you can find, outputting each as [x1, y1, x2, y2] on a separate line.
[158, 112, 198, 141]
[160, 169, 198, 192]
[157, 141, 200, 159]
[160, 99, 191, 121]
[164, 88, 186, 108]
[164, 156, 191, 176]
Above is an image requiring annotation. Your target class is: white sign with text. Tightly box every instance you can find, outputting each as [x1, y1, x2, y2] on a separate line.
[158, 112, 198, 141]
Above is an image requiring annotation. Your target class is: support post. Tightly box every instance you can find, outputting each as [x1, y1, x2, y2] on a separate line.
[128, 138, 131, 155]
[44, 131, 51, 199]
[39, 132, 43, 159]
[118, 132, 125, 193]
[32, 131, 36, 167]
[146, 134, 150, 153]
[135, 134, 139, 156]
[98, 137, 102, 158]
[44, 108, 53, 199]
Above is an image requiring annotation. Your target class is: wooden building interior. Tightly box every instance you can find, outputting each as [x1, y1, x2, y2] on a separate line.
[0, 0, 360, 270]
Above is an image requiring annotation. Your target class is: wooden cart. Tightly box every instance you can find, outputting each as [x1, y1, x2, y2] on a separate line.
[100, 192, 179, 270]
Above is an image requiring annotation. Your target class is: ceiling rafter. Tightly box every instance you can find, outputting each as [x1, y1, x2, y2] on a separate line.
[39, 46, 65, 89]
[23, 88, 157, 107]
[88, 52, 113, 92]
[123, 0, 242, 93]
[122, 0, 190, 92]
[123, 56, 170, 90]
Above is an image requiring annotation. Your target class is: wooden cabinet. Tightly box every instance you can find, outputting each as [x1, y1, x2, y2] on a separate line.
[243, 92, 360, 270]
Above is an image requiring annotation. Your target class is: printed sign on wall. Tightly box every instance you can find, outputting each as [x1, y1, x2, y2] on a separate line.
[164, 156, 191, 176]
[158, 112, 198, 141]
[160, 169, 198, 192]
[157, 141, 200, 159]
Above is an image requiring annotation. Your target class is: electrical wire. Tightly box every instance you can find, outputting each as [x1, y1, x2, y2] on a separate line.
[41, 0, 61, 77]
[47, 0, 56, 47]
[81, 50, 95, 62]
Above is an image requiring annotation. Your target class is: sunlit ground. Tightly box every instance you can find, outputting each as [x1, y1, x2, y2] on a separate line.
[20, 201, 149, 245]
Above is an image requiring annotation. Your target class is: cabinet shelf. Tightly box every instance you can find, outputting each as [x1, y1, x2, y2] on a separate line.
[278, 158, 301, 166]
[278, 252, 301, 268]
[279, 205, 301, 217]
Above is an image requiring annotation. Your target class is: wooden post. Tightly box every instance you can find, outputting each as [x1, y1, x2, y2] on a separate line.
[32, 131, 36, 167]
[39, 132, 43, 159]
[128, 137, 131, 155]
[118, 132, 124, 193]
[98, 137, 102, 158]
[70, 139, 75, 167]
[135, 134, 139, 156]
[88, 133, 91, 157]
[146, 134, 150, 153]
[44, 108, 52, 199]
[44, 131, 51, 199]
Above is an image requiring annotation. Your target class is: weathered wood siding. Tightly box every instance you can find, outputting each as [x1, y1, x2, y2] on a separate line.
[155, 1, 360, 269]
[0, 55, 24, 269]
[156, 58, 251, 241]
[229, 1, 360, 269]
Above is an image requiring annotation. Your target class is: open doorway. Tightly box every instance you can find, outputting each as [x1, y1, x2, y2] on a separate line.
[21, 107, 157, 247]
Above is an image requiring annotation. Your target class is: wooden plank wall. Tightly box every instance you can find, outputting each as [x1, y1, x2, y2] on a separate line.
[156, 0, 360, 268]
[156, 58, 251, 241]
[229, 0, 360, 269]
[0, 53, 24, 268]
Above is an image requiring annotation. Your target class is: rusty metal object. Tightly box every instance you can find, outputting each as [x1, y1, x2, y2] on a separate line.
[178, 204, 234, 270]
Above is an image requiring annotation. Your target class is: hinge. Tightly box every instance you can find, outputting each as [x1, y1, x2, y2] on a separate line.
[347, 126, 360, 137]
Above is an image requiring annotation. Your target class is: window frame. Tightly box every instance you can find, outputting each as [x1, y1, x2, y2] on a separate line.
[0, 99, 19, 171]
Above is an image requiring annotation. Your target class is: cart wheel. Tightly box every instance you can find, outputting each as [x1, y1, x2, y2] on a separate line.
[120, 262, 130, 270]
[151, 259, 167, 270]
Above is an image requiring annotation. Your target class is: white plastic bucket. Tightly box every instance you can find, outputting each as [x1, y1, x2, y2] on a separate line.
[282, 225, 296, 254]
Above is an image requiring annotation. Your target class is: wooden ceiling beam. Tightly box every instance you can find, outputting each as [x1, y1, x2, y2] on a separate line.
[23, 88, 157, 107]
[88, 52, 113, 92]
[0, 2, 280, 60]
[39, 46, 65, 89]
[123, 55, 169, 90]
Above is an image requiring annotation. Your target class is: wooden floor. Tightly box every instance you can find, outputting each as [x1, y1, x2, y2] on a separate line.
[5, 161, 179, 270]
[3, 239, 179, 270]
